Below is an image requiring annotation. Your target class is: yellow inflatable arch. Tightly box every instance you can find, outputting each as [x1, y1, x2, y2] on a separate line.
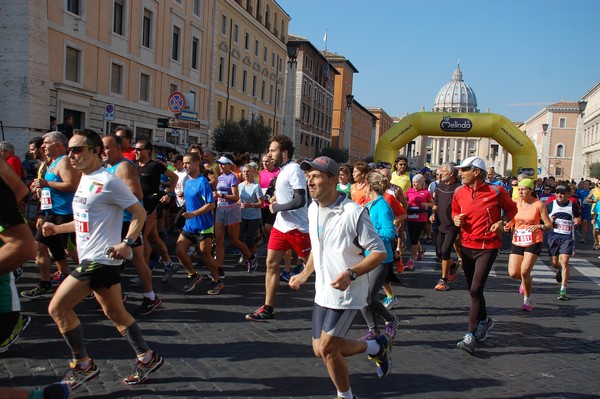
[374, 112, 538, 178]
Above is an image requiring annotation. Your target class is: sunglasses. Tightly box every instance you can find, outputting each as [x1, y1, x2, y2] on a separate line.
[397, 163, 407, 166]
[68, 146, 93, 154]
[134, 147, 146, 152]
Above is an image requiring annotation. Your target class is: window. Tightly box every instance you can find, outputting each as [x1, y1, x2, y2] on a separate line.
[233, 24, 239, 43]
[135, 127, 152, 142]
[217, 101, 223, 121]
[172, 26, 180, 61]
[555, 166, 563, 177]
[231, 64, 237, 88]
[559, 118, 567, 128]
[271, 52, 275, 68]
[169, 83, 178, 93]
[242, 70, 248, 92]
[261, 79, 265, 100]
[111, 63, 123, 94]
[218, 57, 225, 82]
[66, 0, 81, 15]
[140, 73, 150, 102]
[65, 47, 80, 82]
[263, 46, 267, 63]
[556, 144, 565, 157]
[193, 0, 201, 16]
[142, 9, 152, 48]
[269, 84, 273, 104]
[252, 75, 257, 97]
[244, 32, 250, 50]
[221, 14, 227, 35]
[241, 109, 246, 120]
[254, 39, 259, 56]
[113, 0, 124, 35]
[191, 37, 199, 70]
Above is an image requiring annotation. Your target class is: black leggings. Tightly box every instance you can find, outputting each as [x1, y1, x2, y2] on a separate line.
[461, 247, 499, 333]
[438, 229, 460, 260]
[407, 221, 426, 245]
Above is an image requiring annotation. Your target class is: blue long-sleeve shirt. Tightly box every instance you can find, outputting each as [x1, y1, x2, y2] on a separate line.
[365, 195, 396, 263]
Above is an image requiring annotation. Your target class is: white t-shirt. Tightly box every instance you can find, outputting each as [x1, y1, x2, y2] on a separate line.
[174, 169, 189, 207]
[72, 167, 139, 265]
[273, 161, 309, 233]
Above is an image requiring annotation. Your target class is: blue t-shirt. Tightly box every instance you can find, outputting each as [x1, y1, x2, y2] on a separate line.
[239, 182, 263, 220]
[184, 175, 215, 233]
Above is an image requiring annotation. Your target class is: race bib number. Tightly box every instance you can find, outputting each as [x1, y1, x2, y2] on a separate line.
[74, 210, 90, 240]
[514, 229, 533, 246]
[408, 213, 420, 220]
[553, 219, 573, 235]
[217, 191, 228, 207]
[40, 188, 53, 210]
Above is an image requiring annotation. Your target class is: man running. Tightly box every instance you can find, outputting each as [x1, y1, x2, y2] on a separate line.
[43, 130, 163, 389]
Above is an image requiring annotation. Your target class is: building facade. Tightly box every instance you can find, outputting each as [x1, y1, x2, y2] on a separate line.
[521, 101, 585, 180]
[282, 35, 336, 159]
[581, 82, 600, 178]
[367, 107, 394, 153]
[212, 0, 290, 138]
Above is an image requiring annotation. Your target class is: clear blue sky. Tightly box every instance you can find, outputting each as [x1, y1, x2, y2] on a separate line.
[278, 0, 600, 122]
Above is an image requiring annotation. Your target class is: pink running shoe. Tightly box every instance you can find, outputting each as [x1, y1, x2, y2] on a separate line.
[521, 300, 533, 312]
[405, 259, 415, 271]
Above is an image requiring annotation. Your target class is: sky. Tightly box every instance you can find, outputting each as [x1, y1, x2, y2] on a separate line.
[277, 0, 600, 122]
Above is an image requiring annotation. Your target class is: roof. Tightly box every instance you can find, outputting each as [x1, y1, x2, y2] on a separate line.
[287, 34, 339, 75]
[321, 50, 359, 73]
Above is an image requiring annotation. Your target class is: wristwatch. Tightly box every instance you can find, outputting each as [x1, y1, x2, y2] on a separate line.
[122, 238, 135, 247]
[347, 268, 358, 281]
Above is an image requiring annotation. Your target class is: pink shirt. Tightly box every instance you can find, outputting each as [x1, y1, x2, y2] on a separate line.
[259, 167, 280, 208]
[405, 188, 433, 223]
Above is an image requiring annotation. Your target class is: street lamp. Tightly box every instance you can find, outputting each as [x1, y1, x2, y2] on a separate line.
[542, 123, 549, 135]
[286, 42, 298, 67]
[578, 100, 587, 113]
[346, 94, 354, 109]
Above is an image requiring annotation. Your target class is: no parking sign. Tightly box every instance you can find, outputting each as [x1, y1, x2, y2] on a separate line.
[168, 92, 186, 113]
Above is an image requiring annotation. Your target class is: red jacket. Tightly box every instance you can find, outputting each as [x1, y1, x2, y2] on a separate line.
[452, 182, 517, 249]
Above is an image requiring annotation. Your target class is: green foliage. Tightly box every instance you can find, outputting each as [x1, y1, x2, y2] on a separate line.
[212, 116, 272, 155]
[589, 162, 600, 179]
[317, 146, 349, 164]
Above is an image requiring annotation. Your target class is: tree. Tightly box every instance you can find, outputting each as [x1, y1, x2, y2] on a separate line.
[212, 117, 271, 155]
[317, 146, 349, 164]
[589, 162, 600, 179]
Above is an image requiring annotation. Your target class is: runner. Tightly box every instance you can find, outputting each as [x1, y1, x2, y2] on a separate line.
[43, 129, 163, 389]
[504, 179, 552, 311]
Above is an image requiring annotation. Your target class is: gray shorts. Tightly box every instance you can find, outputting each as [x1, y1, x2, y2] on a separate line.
[215, 204, 241, 226]
[312, 304, 358, 339]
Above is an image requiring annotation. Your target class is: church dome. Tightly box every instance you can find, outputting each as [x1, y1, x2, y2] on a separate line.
[433, 62, 479, 113]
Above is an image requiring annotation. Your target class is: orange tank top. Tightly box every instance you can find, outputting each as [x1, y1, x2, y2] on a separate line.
[512, 199, 544, 247]
[351, 182, 369, 207]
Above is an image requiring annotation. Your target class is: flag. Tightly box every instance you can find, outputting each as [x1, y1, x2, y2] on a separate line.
[323, 29, 328, 50]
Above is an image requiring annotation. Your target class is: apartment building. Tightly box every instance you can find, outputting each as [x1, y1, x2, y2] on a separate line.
[212, 0, 290, 138]
[282, 35, 337, 159]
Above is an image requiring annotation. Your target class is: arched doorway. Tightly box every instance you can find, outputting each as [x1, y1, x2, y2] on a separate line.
[374, 112, 538, 178]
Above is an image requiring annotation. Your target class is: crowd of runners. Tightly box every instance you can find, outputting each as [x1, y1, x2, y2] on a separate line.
[1, 130, 599, 399]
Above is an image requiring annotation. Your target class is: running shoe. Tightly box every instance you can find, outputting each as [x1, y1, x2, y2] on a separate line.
[385, 316, 399, 339]
[245, 305, 275, 322]
[130, 277, 142, 287]
[134, 296, 162, 316]
[456, 258, 463, 272]
[474, 317, 495, 342]
[555, 268, 562, 283]
[161, 263, 181, 283]
[359, 329, 379, 341]
[521, 299, 533, 312]
[207, 279, 224, 295]
[593, 243, 599, 250]
[21, 284, 54, 300]
[404, 259, 415, 271]
[558, 289, 568, 300]
[0, 314, 31, 353]
[368, 334, 392, 378]
[51, 272, 68, 286]
[383, 295, 398, 310]
[456, 332, 476, 354]
[519, 284, 524, 295]
[238, 255, 247, 265]
[123, 351, 164, 385]
[183, 273, 203, 292]
[62, 359, 100, 390]
[416, 248, 426, 261]
[218, 267, 225, 279]
[448, 262, 458, 282]
[13, 267, 23, 282]
[280, 270, 292, 282]
[434, 279, 449, 291]
[247, 256, 258, 273]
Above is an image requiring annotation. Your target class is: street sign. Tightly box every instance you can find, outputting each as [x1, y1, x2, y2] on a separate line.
[167, 117, 201, 129]
[157, 118, 169, 128]
[104, 104, 115, 121]
[168, 91, 186, 113]
[170, 129, 180, 138]
[179, 110, 198, 121]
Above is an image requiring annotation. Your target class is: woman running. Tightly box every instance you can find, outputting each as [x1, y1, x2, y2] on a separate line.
[404, 174, 434, 270]
[504, 178, 552, 311]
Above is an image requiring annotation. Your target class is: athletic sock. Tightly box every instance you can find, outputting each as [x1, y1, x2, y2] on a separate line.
[144, 291, 156, 301]
[366, 339, 381, 356]
[337, 388, 354, 399]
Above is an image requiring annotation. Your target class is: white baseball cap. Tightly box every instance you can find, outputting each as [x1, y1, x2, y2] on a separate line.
[456, 156, 486, 171]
